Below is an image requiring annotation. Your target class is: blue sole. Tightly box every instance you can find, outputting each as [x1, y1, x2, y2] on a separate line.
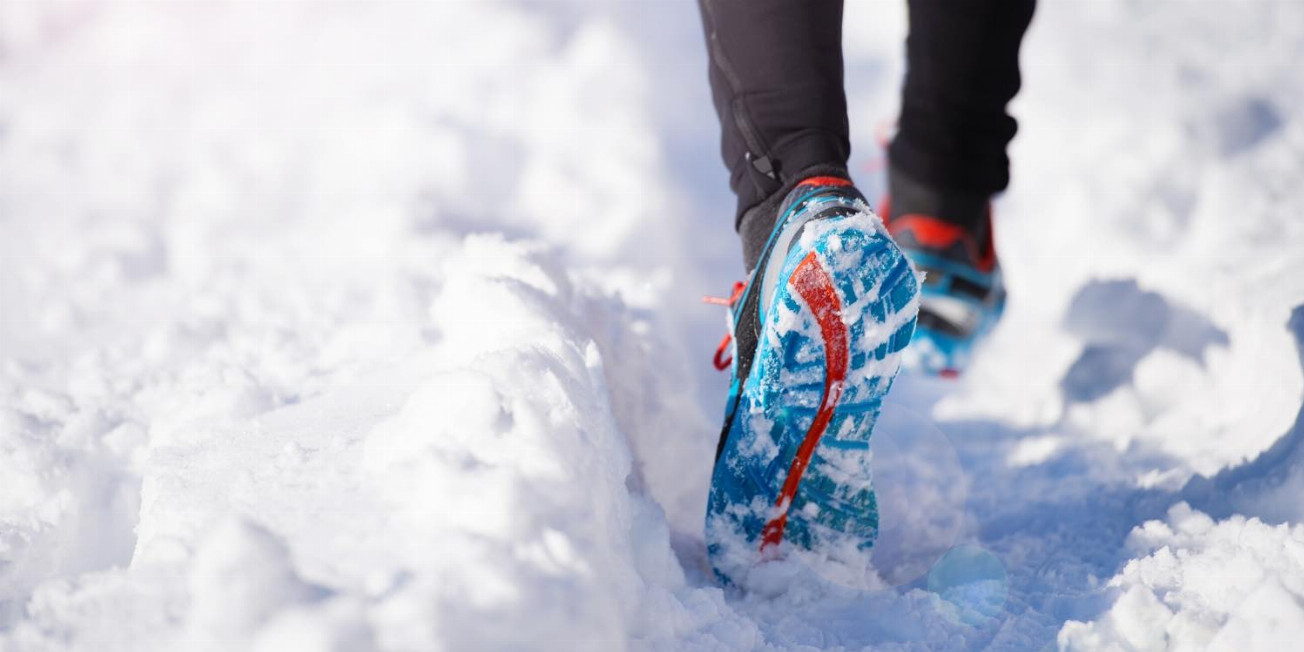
[706, 214, 919, 583]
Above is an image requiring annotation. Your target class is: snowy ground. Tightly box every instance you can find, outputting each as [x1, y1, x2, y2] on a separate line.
[2, 1, 1303, 650]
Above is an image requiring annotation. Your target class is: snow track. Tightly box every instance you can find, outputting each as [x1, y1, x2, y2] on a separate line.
[2, 1, 1303, 650]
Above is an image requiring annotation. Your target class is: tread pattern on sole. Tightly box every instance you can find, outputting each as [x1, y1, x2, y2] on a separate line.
[706, 212, 920, 580]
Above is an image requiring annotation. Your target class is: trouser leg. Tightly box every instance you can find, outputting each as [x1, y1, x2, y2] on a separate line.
[698, 0, 850, 227]
[890, 0, 1037, 221]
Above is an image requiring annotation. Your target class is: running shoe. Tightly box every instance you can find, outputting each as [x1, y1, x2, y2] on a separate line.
[705, 177, 920, 583]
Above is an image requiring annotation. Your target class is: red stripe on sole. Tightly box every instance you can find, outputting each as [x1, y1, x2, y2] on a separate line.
[760, 251, 849, 554]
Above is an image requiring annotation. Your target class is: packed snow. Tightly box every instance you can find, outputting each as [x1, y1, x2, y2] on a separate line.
[2, 1, 1303, 650]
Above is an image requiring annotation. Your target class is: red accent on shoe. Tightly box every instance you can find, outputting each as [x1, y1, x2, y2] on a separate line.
[976, 209, 997, 274]
[938, 368, 961, 379]
[797, 176, 853, 188]
[888, 215, 967, 249]
[713, 333, 734, 371]
[760, 251, 848, 554]
[705, 281, 746, 371]
[884, 208, 998, 275]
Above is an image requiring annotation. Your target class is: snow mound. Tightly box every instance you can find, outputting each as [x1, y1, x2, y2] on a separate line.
[354, 235, 649, 649]
[2, 235, 755, 650]
[1060, 503, 1304, 651]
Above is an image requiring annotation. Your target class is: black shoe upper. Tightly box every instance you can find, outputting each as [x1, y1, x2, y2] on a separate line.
[737, 164, 853, 273]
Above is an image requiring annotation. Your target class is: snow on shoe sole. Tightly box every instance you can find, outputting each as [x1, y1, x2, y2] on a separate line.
[706, 211, 919, 584]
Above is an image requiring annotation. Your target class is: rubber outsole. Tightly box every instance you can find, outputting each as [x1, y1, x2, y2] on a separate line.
[706, 212, 920, 582]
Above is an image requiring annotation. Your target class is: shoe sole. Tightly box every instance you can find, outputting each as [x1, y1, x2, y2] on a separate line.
[706, 213, 919, 582]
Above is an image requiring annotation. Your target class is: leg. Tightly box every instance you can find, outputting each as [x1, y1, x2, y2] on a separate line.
[885, 0, 1036, 376]
[889, 0, 1037, 229]
[698, 2, 922, 580]
[698, 0, 850, 269]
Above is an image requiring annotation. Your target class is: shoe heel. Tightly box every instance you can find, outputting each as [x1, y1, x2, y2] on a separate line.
[707, 213, 919, 581]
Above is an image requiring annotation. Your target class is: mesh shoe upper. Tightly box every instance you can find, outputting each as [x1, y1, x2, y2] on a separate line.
[883, 201, 1006, 375]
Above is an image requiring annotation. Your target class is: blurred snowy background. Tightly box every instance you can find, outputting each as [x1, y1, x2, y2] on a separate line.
[2, 1, 1303, 650]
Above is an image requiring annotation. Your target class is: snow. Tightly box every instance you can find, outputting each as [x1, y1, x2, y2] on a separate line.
[1059, 503, 1304, 651]
[2, 0, 1303, 650]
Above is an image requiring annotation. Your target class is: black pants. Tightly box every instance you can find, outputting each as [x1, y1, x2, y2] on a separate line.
[699, 0, 1037, 224]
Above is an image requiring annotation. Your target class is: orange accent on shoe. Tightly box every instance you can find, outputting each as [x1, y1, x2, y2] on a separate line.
[797, 176, 853, 188]
[759, 251, 848, 554]
[701, 281, 746, 307]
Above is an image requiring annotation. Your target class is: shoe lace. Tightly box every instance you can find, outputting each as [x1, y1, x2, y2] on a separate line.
[702, 280, 746, 371]
[863, 118, 897, 175]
